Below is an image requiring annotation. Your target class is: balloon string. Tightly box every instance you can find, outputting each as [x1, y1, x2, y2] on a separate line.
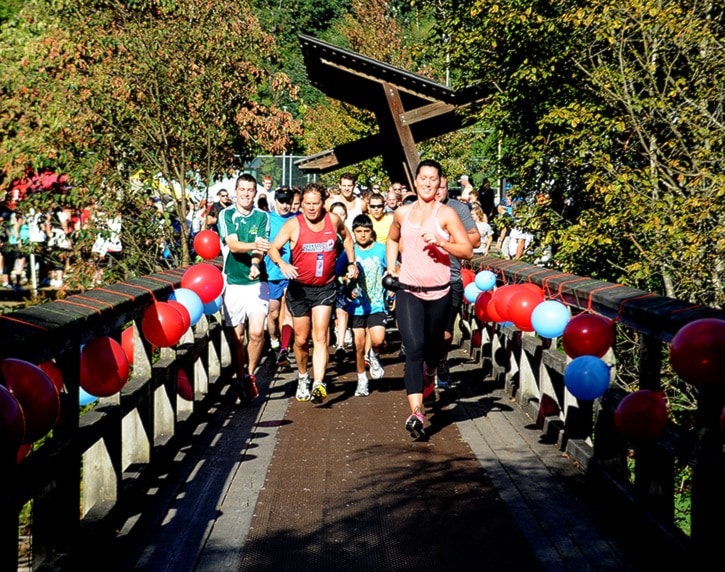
[615, 293, 656, 321]
[74, 295, 114, 309]
[96, 286, 141, 300]
[56, 299, 103, 315]
[585, 284, 624, 312]
[541, 274, 586, 300]
[670, 304, 705, 315]
[0, 315, 48, 331]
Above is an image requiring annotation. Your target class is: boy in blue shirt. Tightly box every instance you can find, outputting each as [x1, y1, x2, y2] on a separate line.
[339, 214, 387, 396]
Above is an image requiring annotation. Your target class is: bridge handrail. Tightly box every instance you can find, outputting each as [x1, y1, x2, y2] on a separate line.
[462, 256, 725, 564]
[0, 265, 233, 571]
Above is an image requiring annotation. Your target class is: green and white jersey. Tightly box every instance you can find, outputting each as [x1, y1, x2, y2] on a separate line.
[218, 206, 270, 286]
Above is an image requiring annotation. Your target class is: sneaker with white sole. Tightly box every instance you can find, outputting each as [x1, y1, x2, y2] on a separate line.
[355, 378, 369, 397]
[405, 412, 426, 439]
[311, 380, 327, 403]
[368, 351, 384, 379]
[295, 375, 311, 402]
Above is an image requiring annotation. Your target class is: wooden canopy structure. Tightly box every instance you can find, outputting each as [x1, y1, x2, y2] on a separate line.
[295, 34, 490, 189]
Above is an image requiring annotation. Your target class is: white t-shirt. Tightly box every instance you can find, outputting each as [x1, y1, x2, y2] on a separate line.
[508, 228, 533, 258]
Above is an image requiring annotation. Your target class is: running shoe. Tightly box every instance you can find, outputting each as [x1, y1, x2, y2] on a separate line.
[311, 380, 328, 403]
[405, 412, 426, 439]
[295, 376, 311, 402]
[243, 374, 259, 400]
[334, 345, 346, 362]
[270, 338, 280, 351]
[344, 328, 353, 348]
[355, 378, 369, 397]
[276, 348, 291, 369]
[436, 358, 450, 389]
[423, 363, 436, 402]
[368, 351, 384, 380]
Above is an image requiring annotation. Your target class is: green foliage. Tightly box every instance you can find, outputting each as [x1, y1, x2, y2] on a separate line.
[429, 0, 724, 308]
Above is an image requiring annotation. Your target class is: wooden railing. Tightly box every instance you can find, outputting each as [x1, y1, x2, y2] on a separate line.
[1, 257, 724, 570]
[0, 265, 233, 571]
[457, 257, 725, 566]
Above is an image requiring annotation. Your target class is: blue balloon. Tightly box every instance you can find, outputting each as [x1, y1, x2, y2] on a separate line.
[564, 356, 611, 400]
[474, 270, 496, 292]
[79, 386, 99, 406]
[170, 287, 204, 326]
[531, 300, 571, 338]
[464, 282, 482, 304]
[203, 294, 223, 315]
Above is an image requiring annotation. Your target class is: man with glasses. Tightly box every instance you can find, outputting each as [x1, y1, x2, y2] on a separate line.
[264, 188, 297, 368]
[367, 193, 393, 245]
[206, 188, 233, 233]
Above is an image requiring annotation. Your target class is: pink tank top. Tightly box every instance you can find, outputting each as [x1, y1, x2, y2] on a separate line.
[398, 202, 451, 300]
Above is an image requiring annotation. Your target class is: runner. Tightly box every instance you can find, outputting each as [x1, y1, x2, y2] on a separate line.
[386, 159, 473, 438]
[267, 183, 358, 404]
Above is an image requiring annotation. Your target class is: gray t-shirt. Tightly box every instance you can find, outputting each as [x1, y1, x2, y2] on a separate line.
[444, 198, 477, 282]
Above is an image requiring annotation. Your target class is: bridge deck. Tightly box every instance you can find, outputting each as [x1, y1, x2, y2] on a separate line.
[115, 332, 659, 572]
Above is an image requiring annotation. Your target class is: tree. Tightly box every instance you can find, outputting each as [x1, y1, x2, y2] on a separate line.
[429, 0, 724, 308]
[1, 0, 301, 271]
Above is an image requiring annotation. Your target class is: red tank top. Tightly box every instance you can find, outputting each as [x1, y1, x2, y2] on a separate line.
[292, 213, 340, 286]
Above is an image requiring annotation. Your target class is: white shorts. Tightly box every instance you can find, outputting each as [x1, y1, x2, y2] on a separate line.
[222, 282, 270, 328]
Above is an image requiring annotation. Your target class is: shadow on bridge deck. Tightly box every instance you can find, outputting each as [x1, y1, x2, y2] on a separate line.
[116, 332, 661, 572]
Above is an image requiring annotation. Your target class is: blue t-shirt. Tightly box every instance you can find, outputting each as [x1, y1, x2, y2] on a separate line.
[264, 210, 295, 281]
[339, 242, 387, 316]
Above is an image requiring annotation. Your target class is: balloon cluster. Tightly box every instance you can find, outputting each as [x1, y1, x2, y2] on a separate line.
[1, 359, 61, 458]
[139, 263, 225, 349]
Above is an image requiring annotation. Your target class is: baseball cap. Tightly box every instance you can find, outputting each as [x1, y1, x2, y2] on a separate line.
[458, 175, 470, 183]
[275, 187, 293, 202]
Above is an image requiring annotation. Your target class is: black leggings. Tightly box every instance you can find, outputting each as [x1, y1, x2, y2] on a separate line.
[395, 289, 452, 395]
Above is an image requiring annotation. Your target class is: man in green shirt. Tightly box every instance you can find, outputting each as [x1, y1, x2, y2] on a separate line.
[218, 174, 271, 403]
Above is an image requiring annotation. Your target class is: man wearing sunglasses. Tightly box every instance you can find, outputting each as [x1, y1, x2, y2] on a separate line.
[206, 188, 233, 233]
[264, 188, 297, 368]
[367, 193, 393, 245]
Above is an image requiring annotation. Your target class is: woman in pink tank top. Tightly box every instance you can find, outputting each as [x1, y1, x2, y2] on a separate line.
[386, 159, 473, 440]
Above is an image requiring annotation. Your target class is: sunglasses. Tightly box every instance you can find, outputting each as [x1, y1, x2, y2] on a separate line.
[276, 197, 292, 204]
[369, 204, 384, 208]
[219, 194, 229, 198]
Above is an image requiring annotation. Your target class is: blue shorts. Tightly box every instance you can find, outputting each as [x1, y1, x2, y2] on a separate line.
[268, 279, 289, 301]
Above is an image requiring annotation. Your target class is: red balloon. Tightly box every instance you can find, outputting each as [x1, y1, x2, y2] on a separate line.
[121, 326, 135, 366]
[487, 297, 506, 323]
[167, 300, 191, 333]
[562, 314, 615, 358]
[0, 358, 60, 443]
[177, 369, 193, 401]
[38, 360, 64, 392]
[17, 443, 32, 464]
[669, 318, 725, 385]
[461, 268, 476, 288]
[142, 302, 186, 348]
[490, 285, 523, 323]
[0, 384, 25, 452]
[615, 390, 668, 441]
[520, 283, 545, 300]
[80, 336, 131, 397]
[181, 263, 224, 304]
[471, 328, 483, 348]
[474, 291, 493, 325]
[508, 290, 544, 332]
[193, 230, 222, 260]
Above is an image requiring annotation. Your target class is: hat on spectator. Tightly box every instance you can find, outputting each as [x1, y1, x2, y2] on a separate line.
[458, 175, 470, 184]
[275, 187, 293, 202]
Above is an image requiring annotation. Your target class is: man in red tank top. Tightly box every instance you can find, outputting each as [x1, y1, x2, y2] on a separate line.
[268, 183, 358, 404]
